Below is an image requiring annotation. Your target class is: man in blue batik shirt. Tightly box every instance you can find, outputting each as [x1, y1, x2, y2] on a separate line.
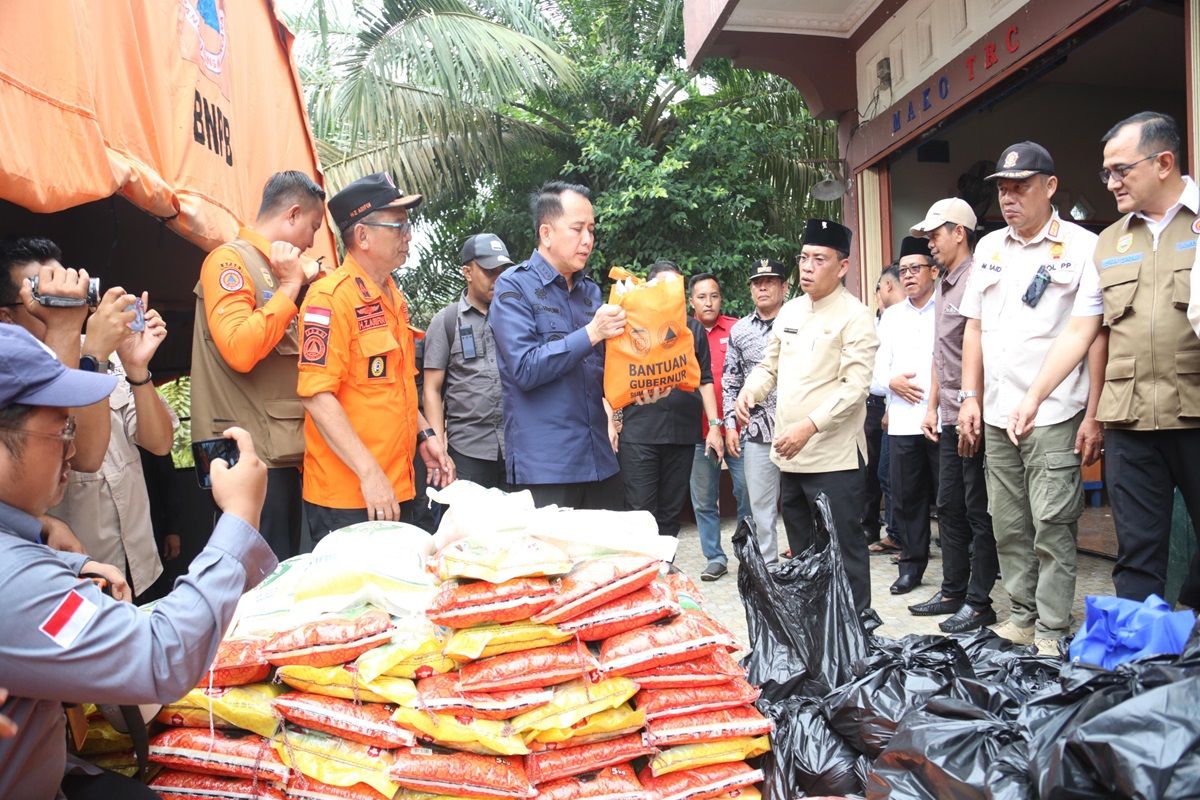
[488, 181, 629, 510]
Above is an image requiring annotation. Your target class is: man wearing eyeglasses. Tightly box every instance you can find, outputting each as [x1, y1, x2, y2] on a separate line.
[1013, 112, 1200, 604]
[958, 141, 1106, 654]
[872, 236, 939, 597]
[0, 323, 277, 800]
[297, 172, 455, 542]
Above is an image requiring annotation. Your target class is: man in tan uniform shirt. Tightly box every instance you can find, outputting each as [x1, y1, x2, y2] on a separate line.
[736, 219, 879, 615]
[1013, 112, 1200, 603]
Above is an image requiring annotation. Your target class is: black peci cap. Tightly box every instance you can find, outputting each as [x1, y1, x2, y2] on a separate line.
[802, 218, 852, 254]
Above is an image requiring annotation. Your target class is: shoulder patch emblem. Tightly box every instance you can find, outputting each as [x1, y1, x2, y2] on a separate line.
[40, 589, 97, 649]
[368, 355, 388, 379]
[1192, 218, 1200, 235]
[219, 268, 245, 292]
[1116, 233, 1133, 254]
[301, 306, 332, 366]
[354, 276, 374, 301]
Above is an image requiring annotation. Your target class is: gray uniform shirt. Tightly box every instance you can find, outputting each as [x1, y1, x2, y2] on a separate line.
[424, 292, 504, 460]
[722, 311, 779, 443]
[0, 500, 277, 800]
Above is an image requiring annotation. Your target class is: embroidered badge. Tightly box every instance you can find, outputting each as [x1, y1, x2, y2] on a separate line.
[354, 276, 374, 301]
[301, 306, 332, 366]
[218, 268, 245, 292]
[368, 355, 388, 379]
[1116, 233, 1133, 254]
[1193, 218, 1200, 235]
[1050, 243, 1064, 260]
[355, 301, 386, 333]
[40, 589, 97, 649]
[1003, 150, 1019, 168]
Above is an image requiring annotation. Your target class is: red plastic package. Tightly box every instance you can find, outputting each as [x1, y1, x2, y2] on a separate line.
[459, 644, 600, 692]
[638, 762, 763, 800]
[525, 732, 654, 785]
[537, 763, 651, 800]
[272, 691, 415, 748]
[645, 707, 773, 747]
[264, 609, 394, 668]
[203, 639, 271, 687]
[388, 747, 535, 798]
[635, 678, 761, 721]
[428, 578, 558, 628]
[532, 557, 661, 625]
[149, 769, 285, 800]
[598, 612, 736, 675]
[418, 673, 552, 720]
[148, 728, 289, 782]
[286, 774, 391, 799]
[624, 650, 746, 689]
[556, 584, 679, 642]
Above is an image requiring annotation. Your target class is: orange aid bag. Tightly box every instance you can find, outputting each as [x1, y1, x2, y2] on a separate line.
[635, 678, 761, 721]
[427, 578, 558, 628]
[644, 707, 773, 748]
[536, 763, 651, 800]
[598, 611, 737, 675]
[264, 608, 394, 668]
[603, 267, 700, 410]
[458, 644, 600, 692]
[637, 762, 763, 800]
[417, 674, 553, 720]
[387, 748, 535, 798]
[148, 728, 290, 782]
[149, 769, 286, 800]
[623, 650, 746, 690]
[287, 774, 391, 799]
[203, 638, 272, 687]
[557, 583, 679, 642]
[524, 732, 654, 785]
[532, 557, 661, 626]
[272, 692, 416, 749]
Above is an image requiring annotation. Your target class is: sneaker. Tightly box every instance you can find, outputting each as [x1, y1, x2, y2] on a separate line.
[990, 619, 1035, 645]
[701, 561, 728, 581]
[1034, 637, 1063, 657]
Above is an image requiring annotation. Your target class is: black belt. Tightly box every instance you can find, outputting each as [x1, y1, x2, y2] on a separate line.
[866, 394, 886, 406]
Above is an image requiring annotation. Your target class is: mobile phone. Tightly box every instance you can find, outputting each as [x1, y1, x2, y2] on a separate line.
[460, 323, 478, 360]
[705, 445, 721, 467]
[191, 437, 241, 489]
[128, 298, 145, 332]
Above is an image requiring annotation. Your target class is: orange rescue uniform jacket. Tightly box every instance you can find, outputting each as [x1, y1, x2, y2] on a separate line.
[297, 253, 420, 508]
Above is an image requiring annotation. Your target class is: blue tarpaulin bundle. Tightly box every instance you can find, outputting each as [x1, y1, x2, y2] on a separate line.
[1067, 594, 1196, 670]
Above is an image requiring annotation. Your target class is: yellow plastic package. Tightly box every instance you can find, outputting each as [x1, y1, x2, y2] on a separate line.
[390, 707, 529, 756]
[157, 682, 285, 737]
[85, 749, 138, 777]
[77, 719, 132, 755]
[436, 535, 573, 584]
[511, 677, 638, 734]
[443, 622, 572, 661]
[275, 664, 418, 706]
[648, 736, 771, 776]
[272, 728, 398, 798]
[528, 703, 646, 747]
[355, 621, 456, 682]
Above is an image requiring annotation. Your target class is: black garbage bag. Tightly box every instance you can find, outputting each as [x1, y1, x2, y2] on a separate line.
[952, 628, 1062, 702]
[735, 493, 867, 702]
[864, 681, 1028, 800]
[760, 697, 866, 799]
[823, 634, 974, 758]
[1037, 674, 1200, 799]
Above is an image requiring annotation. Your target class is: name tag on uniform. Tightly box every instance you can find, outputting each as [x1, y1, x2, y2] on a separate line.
[782, 327, 798, 334]
[1177, 240, 1197, 251]
[1099, 253, 1144, 269]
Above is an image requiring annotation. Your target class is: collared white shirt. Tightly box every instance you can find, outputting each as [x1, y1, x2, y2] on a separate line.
[961, 212, 1100, 428]
[873, 294, 936, 435]
[1137, 175, 1199, 246]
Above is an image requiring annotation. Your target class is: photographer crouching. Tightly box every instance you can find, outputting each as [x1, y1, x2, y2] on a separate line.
[0, 325, 277, 799]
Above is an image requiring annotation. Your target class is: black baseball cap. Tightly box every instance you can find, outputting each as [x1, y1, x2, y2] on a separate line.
[460, 234, 515, 270]
[986, 142, 1055, 181]
[803, 218, 852, 254]
[329, 172, 422, 232]
[748, 258, 787, 282]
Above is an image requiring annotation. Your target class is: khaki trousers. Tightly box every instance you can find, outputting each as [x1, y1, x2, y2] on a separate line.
[983, 412, 1084, 634]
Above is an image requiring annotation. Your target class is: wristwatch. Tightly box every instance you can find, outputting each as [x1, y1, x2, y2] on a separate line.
[416, 428, 437, 444]
[956, 389, 978, 402]
[708, 418, 724, 428]
[78, 355, 109, 373]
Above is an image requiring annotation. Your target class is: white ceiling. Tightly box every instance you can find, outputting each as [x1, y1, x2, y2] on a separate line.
[722, 0, 886, 38]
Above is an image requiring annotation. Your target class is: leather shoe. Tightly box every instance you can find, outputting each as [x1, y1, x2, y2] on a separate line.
[890, 574, 922, 595]
[938, 604, 998, 633]
[908, 591, 963, 616]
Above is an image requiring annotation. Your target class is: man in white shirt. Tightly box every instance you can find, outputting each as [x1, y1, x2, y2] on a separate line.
[958, 141, 1105, 653]
[874, 237, 938, 595]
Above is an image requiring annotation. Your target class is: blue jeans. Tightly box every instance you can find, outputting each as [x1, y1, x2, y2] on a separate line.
[689, 444, 751, 565]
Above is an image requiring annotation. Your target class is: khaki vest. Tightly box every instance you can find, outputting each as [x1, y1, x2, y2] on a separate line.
[1094, 208, 1200, 430]
[190, 239, 306, 467]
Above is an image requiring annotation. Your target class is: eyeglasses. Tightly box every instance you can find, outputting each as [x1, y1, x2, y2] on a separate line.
[361, 221, 413, 234]
[1098, 152, 1162, 185]
[0, 415, 76, 458]
[797, 254, 831, 268]
[897, 264, 932, 276]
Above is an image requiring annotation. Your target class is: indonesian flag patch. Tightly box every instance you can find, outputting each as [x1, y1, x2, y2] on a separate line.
[40, 589, 97, 649]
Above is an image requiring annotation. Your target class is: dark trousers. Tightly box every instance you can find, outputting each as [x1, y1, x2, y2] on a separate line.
[62, 770, 160, 800]
[890, 433, 939, 580]
[450, 445, 508, 491]
[1107, 428, 1200, 601]
[879, 431, 898, 541]
[862, 396, 886, 541]
[260, 467, 302, 560]
[779, 460, 871, 614]
[517, 472, 625, 512]
[303, 501, 414, 544]
[617, 441, 694, 537]
[937, 427, 998, 608]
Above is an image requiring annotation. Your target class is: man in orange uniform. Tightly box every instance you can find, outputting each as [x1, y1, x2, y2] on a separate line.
[191, 171, 327, 558]
[298, 173, 455, 541]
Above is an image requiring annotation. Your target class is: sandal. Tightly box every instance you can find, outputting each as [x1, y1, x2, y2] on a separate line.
[869, 537, 901, 555]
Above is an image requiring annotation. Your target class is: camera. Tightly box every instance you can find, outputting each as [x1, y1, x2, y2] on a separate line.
[28, 276, 101, 308]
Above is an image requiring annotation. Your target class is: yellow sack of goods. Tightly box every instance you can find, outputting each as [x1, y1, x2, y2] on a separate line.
[603, 267, 700, 410]
[443, 621, 572, 661]
[511, 677, 638, 734]
[77, 718, 132, 756]
[528, 703, 646, 747]
[390, 707, 530, 756]
[156, 682, 285, 737]
[275, 664, 418, 706]
[648, 736, 771, 777]
[436, 535, 573, 584]
[355, 621, 456, 682]
[272, 727, 398, 798]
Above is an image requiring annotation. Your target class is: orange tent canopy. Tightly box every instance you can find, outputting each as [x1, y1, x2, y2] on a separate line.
[0, 0, 336, 262]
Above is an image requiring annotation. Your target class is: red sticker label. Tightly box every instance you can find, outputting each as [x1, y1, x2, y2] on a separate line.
[218, 268, 245, 292]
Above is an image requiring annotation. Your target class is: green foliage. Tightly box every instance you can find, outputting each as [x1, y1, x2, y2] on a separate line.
[156, 377, 193, 469]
